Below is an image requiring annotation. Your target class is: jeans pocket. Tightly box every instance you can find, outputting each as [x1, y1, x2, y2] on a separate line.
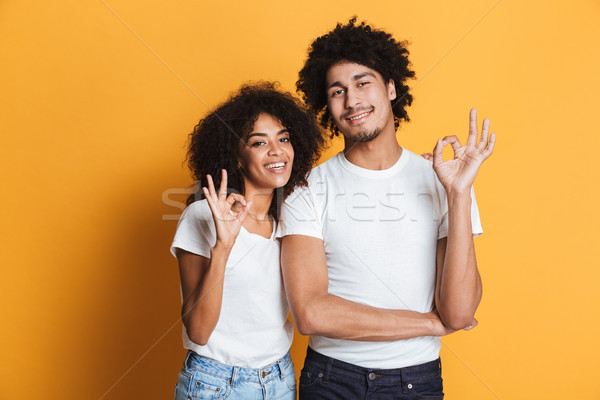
[284, 375, 297, 391]
[174, 369, 193, 400]
[408, 373, 444, 400]
[298, 366, 323, 388]
[283, 362, 297, 391]
[188, 371, 231, 400]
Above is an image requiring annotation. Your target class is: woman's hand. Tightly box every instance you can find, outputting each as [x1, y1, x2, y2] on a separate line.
[432, 108, 496, 195]
[203, 169, 252, 251]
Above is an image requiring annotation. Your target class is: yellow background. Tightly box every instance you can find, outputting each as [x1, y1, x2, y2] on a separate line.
[1, 1, 598, 399]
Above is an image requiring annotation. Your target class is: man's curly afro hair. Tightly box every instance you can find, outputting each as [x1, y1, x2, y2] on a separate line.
[185, 81, 324, 219]
[297, 17, 416, 136]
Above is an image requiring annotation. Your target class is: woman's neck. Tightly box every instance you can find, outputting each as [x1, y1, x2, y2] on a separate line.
[243, 187, 274, 221]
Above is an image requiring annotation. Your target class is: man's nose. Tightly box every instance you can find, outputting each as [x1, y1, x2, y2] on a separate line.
[344, 87, 360, 109]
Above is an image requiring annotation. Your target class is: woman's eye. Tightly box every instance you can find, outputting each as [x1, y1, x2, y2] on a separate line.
[251, 141, 266, 147]
[280, 137, 290, 143]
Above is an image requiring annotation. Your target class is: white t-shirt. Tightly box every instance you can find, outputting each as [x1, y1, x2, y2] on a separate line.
[170, 200, 293, 369]
[275, 149, 483, 369]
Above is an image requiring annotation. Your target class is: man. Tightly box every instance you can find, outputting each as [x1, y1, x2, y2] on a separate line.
[275, 18, 495, 399]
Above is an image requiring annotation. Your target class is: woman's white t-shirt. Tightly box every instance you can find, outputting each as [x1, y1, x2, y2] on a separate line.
[170, 200, 293, 369]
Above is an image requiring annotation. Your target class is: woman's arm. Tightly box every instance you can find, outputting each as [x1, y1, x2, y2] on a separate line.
[177, 169, 250, 345]
[177, 245, 231, 345]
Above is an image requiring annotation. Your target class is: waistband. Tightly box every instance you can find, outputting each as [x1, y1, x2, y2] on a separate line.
[304, 346, 441, 385]
[184, 350, 293, 385]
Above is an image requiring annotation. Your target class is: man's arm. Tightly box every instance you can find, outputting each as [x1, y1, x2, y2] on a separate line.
[434, 207, 482, 331]
[281, 234, 460, 341]
[432, 108, 495, 329]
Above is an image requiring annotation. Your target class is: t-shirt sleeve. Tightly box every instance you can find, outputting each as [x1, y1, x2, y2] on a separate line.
[275, 186, 323, 240]
[170, 200, 216, 259]
[438, 185, 483, 239]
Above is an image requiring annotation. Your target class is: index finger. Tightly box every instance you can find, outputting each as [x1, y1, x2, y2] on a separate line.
[466, 108, 478, 146]
[219, 169, 228, 200]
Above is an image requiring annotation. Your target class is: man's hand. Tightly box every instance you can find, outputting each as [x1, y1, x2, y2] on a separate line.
[432, 108, 496, 195]
[428, 308, 478, 336]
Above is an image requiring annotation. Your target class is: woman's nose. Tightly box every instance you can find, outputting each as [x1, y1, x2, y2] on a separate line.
[268, 141, 284, 156]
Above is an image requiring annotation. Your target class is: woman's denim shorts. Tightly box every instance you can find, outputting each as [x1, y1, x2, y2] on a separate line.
[174, 350, 296, 400]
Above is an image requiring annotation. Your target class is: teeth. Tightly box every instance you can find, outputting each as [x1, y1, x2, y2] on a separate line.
[266, 162, 285, 169]
[349, 112, 369, 120]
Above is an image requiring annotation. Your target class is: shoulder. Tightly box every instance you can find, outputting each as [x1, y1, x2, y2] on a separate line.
[403, 148, 431, 169]
[305, 152, 344, 185]
[182, 199, 212, 221]
[403, 148, 439, 179]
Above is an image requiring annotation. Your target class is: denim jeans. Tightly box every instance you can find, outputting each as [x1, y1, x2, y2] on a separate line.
[299, 347, 444, 400]
[174, 350, 296, 400]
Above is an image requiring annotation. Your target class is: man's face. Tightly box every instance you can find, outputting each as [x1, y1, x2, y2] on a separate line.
[325, 61, 397, 142]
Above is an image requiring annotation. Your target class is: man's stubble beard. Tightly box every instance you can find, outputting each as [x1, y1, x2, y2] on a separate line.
[338, 106, 388, 143]
[346, 126, 383, 143]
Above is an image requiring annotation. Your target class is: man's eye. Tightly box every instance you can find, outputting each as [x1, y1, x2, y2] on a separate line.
[331, 89, 344, 97]
[358, 81, 369, 87]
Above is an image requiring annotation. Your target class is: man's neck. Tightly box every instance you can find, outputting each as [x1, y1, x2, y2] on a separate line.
[343, 126, 403, 170]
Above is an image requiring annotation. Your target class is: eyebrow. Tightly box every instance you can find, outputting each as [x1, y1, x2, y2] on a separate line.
[327, 72, 377, 90]
[246, 128, 289, 141]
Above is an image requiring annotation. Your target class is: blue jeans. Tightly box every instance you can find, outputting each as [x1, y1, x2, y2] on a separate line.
[174, 350, 296, 400]
[299, 347, 444, 400]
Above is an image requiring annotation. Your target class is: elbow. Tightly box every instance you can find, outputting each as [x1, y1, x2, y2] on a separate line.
[440, 311, 476, 331]
[292, 305, 321, 336]
[445, 317, 474, 331]
[182, 317, 211, 346]
[186, 326, 211, 346]
[293, 312, 316, 336]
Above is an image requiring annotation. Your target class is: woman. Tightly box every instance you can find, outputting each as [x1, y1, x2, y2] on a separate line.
[170, 82, 323, 400]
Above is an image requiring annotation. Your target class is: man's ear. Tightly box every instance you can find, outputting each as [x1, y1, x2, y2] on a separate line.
[387, 79, 397, 101]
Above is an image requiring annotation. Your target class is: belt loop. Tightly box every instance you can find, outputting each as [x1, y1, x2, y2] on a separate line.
[400, 367, 409, 394]
[183, 350, 193, 369]
[277, 359, 285, 380]
[323, 358, 334, 384]
[230, 366, 239, 388]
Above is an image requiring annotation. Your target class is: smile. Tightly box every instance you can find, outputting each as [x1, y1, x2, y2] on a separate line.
[345, 110, 372, 124]
[265, 162, 286, 170]
[348, 112, 370, 120]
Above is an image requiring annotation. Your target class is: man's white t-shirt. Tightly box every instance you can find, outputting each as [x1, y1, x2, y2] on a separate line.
[275, 149, 483, 369]
[171, 200, 293, 369]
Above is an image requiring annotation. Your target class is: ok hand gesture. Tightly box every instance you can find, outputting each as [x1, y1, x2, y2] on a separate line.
[433, 108, 496, 195]
[203, 169, 252, 250]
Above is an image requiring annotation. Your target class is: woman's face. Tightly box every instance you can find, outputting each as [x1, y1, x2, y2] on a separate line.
[238, 113, 294, 192]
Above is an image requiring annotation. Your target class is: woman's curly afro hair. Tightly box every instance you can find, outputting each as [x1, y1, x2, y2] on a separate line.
[297, 17, 416, 136]
[185, 81, 324, 219]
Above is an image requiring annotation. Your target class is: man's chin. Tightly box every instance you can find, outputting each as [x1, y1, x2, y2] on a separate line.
[343, 127, 382, 143]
